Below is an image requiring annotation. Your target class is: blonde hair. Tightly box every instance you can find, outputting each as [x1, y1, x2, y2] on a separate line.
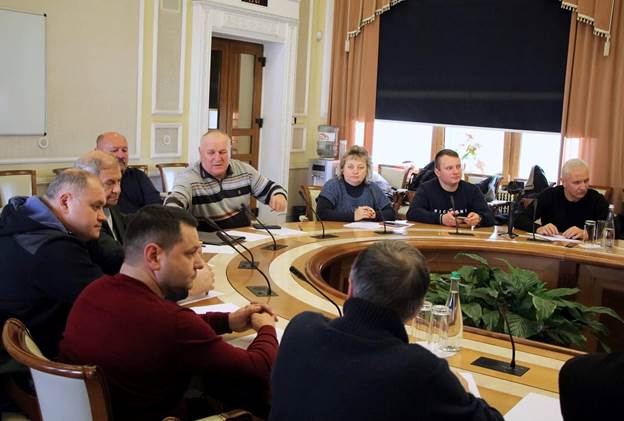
[337, 145, 373, 183]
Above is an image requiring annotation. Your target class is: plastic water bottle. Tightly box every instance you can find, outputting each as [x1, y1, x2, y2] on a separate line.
[444, 271, 463, 352]
[604, 204, 616, 250]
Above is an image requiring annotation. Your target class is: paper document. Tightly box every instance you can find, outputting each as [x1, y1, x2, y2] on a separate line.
[201, 244, 237, 254]
[532, 233, 583, 244]
[253, 227, 305, 237]
[227, 328, 285, 349]
[505, 393, 562, 421]
[227, 230, 270, 242]
[458, 372, 480, 398]
[177, 289, 224, 306]
[191, 303, 239, 314]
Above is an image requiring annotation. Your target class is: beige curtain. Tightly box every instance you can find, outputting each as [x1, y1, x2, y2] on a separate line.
[328, 0, 404, 153]
[561, 0, 623, 210]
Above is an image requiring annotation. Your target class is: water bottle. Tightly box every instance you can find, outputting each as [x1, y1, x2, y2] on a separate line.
[444, 271, 463, 352]
[604, 204, 616, 250]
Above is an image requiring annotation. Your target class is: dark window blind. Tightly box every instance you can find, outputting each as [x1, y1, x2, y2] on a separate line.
[376, 0, 570, 133]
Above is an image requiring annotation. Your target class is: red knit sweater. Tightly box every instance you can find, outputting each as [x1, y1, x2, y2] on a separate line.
[59, 273, 278, 420]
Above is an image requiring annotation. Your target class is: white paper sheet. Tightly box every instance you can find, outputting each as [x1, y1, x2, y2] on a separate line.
[226, 328, 285, 349]
[177, 289, 225, 306]
[532, 233, 583, 244]
[201, 244, 237, 254]
[504, 393, 562, 421]
[253, 227, 305, 237]
[458, 372, 481, 398]
[227, 230, 270, 242]
[191, 303, 240, 314]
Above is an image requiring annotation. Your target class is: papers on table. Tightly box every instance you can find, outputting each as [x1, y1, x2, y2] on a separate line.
[201, 244, 237, 254]
[344, 221, 413, 231]
[226, 328, 285, 349]
[458, 372, 480, 398]
[227, 230, 270, 242]
[252, 227, 304, 237]
[177, 289, 224, 306]
[191, 303, 239, 314]
[531, 233, 583, 244]
[505, 392, 562, 421]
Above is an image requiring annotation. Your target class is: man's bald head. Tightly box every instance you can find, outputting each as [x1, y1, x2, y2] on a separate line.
[96, 132, 129, 172]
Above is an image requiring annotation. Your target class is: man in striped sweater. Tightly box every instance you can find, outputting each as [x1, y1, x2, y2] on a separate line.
[164, 130, 288, 230]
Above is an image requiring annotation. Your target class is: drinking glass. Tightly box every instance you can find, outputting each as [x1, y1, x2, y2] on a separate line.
[412, 301, 433, 343]
[431, 305, 450, 351]
[583, 220, 597, 248]
[596, 220, 606, 247]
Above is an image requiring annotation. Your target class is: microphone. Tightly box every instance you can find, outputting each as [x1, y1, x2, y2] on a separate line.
[240, 204, 287, 251]
[448, 195, 473, 236]
[198, 216, 258, 270]
[289, 266, 342, 317]
[198, 216, 275, 297]
[527, 198, 548, 242]
[472, 300, 528, 376]
[298, 190, 337, 239]
[367, 185, 392, 235]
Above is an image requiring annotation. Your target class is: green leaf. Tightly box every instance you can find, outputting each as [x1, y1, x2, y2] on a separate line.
[482, 308, 500, 331]
[543, 288, 580, 298]
[531, 294, 557, 321]
[506, 312, 540, 338]
[584, 306, 624, 323]
[463, 302, 483, 324]
[455, 252, 489, 266]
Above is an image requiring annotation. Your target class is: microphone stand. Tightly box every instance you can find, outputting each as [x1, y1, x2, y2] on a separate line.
[500, 190, 522, 239]
[298, 190, 337, 239]
[471, 299, 528, 376]
[448, 195, 474, 236]
[367, 185, 393, 235]
[526, 197, 549, 242]
[241, 204, 287, 251]
[289, 266, 342, 317]
[199, 216, 258, 270]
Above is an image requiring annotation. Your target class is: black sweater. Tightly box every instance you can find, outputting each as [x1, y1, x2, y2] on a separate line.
[270, 298, 503, 421]
[515, 186, 609, 233]
[406, 179, 495, 226]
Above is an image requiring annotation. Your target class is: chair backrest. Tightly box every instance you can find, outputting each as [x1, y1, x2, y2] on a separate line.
[590, 185, 613, 203]
[0, 170, 37, 209]
[156, 163, 188, 193]
[377, 164, 410, 190]
[2, 319, 112, 421]
[301, 185, 322, 221]
[128, 164, 148, 174]
[51, 168, 70, 176]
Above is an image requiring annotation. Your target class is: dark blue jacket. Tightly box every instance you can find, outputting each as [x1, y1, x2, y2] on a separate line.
[0, 196, 102, 357]
[118, 167, 162, 214]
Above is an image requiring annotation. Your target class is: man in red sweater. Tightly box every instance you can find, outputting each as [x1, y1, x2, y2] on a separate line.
[59, 205, 278, 420]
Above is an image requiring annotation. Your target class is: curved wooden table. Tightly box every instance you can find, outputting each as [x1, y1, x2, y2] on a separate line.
[196, 222, 624, 414]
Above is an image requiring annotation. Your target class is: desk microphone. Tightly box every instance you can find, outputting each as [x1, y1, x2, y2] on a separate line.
[449, 195, 473, 236]
[289, 266, 342, 317]
[298, 190, 337, 239]
[472, 300, 528, 376]
[526, 198, 548, 243]
[198, 216, 258, 270]
[240, 204, 287, 251]
[367, 185, 392, 235]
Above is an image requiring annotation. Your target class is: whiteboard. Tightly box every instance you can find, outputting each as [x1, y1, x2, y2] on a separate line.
[0, 9, 46, 135]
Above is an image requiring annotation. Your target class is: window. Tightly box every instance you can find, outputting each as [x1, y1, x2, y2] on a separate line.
[444, 126, 504, 175]
[518, 132, 562, 182]
[372, 120, 433, 168]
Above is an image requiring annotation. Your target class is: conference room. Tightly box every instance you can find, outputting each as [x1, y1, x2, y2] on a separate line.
[1, 0, 623, 420]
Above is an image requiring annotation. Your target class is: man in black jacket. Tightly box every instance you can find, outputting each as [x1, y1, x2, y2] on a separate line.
[270, 241, 503, 421]
[0, 169, 106, 357]
[406, 149, 495, 227]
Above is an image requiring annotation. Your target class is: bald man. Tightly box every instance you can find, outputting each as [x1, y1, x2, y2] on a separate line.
[96, 132, 162, 213]
[164, 130, 287, 230]
[516, 159, 609, 239]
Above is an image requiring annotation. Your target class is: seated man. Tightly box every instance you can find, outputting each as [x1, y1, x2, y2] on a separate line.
[96, 131, 162, 213]
[0, 169, 105, 357]
[270, 240, 503, 421]
[75, 150, 125, 275]
[559, 352, 624, 421]
[406, 149, 495, 227]
[59, 205, 278, 420]
[164, 130, 287, 230]
[516, 159, 609, 239]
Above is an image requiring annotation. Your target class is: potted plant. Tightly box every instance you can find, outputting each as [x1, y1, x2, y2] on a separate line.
[425, 253, 623, 351]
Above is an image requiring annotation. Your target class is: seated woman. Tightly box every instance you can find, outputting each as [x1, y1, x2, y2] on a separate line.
[317, 146, 396, 222]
